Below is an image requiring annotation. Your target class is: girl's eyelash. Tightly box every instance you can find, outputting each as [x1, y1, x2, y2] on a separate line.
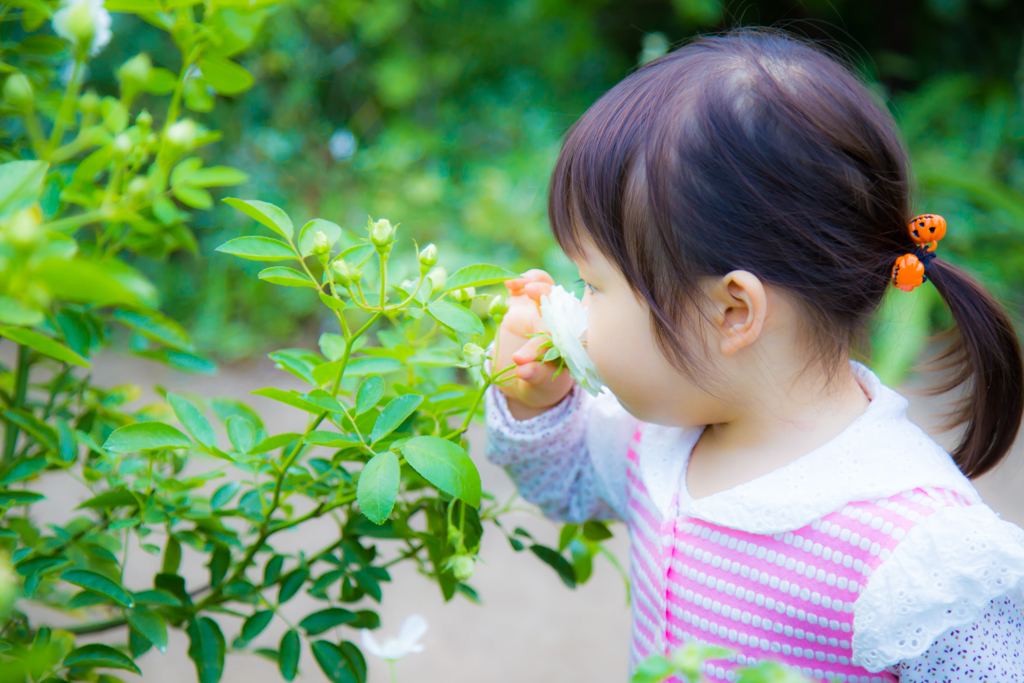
[577, 278, 595, 293]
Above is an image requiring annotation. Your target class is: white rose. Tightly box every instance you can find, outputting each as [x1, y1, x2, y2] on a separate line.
[52, 0, 112, 57]
[539, 285, 605, 397]
[360, 614, 428, 661]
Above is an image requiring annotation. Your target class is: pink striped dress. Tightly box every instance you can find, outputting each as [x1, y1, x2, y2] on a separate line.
[486, 362, 1024, 681]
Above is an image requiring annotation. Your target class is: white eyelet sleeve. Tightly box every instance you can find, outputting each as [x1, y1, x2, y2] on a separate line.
[484, 384, 638, 522]
[895, 594, 1024, 682]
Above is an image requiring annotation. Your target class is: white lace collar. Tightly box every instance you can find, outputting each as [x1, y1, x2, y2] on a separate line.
[638, 361, 981, 532]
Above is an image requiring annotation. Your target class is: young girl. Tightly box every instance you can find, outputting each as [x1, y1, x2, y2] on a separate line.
[485, 29, 1024, 682]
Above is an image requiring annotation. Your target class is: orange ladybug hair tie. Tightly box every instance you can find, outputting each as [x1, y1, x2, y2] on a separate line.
[891, 214, 946, 292]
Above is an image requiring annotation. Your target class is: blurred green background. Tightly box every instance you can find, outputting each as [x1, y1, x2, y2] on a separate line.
[85, 0, 1024, 367]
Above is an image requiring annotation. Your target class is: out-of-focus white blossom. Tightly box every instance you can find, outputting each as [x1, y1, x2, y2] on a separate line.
[329, 128, 357, 161]
[361, 614, 428, 661]
[53, 0, 111, 57]
[539, 285, 604, 396]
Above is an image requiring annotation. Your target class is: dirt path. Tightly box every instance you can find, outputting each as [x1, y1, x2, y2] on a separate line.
[24, 352, 1024, 683]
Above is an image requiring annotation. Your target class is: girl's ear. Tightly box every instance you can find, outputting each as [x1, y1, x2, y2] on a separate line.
[710, 270, 768, 355]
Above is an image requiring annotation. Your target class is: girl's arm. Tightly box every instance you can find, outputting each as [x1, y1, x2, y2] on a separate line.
[485, 383, 638, 523]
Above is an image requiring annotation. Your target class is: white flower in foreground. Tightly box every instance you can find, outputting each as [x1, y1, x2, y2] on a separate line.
[53, 0, 112, 57]
[361, 614, 428, 661]
[539, 285, 605, 396]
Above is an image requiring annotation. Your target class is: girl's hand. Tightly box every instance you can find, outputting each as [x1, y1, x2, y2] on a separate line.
[495, 269, 576, 420]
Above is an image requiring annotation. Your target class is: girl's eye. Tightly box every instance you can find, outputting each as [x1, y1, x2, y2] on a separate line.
[576, 278, 596, 294]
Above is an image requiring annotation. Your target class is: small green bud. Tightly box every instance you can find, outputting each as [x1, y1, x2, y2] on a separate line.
[311, 230, 331, 256]
[118, 53, 152, 91]
[127, 176, 148, 199]
[3, 74, 34, 112]
[145, 132, 159, 148]
[136, 109, 153, 132]
[426, 266, 447, 295]
[418, 243, 438, 271]
[165, 118, 197, 148]
[55, 0, 98, 54]
[112, 133, 133, 156]
[452, 286, 476, 302]
[369, 218, 393, 247]
[79, 89, 100, 113]
[3, 205, 42, 247]
[330, 260, 356, 287]
[488, 295, 509, 319]
[452, 555, 475, 582]
[463, 343, 485, 367]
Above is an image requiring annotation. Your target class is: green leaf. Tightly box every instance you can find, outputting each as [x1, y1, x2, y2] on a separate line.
[631, 655, 674, 683]
[298, 608, 358, 636]
[238, 610, 273, 646]
[0, 489, 44, 505]
[251, 433, 301, 455]
[163, 537, 182, 574]
[167, 393, 217, 449]
[34, 258, 152, 308]
[103, 422, 192, 453]
[426, 300, 484, 335]
[114, 309, 193, 352]
[399, 436, 480, 506]
[173, 185, 214, 209]
[263, 556, 284, 585]
[3, 410, 57, 450]
[529, 544, 576, 588]
[63, 644, 141, 675]
[0, 326, 89, 367]
[356, 452, 400, 525]
[311, 641, 358, 683]
[211, 482, 241, 510]
[558, 524, 579, 552]
[299, 219, 343, 256]
[197, 56, 255, 95]
[338, 641, 367, 683]
[278, 569, 308, 604]
[259, 266, 318, 288]
[582, 520, 613, 542]
[442, 264, 519, 293]
[0, 455, 46, 485]
[318, 333, 346, 361]
[132, 589, 181, 607]
[305, 431, 359, 447]
[0, 296, 43, 326]
[187, 617, 225, 683]
[216, 236, 297, 261]
[223, 198, 294, 240]
[355, 377, 384, 415]
[251, 387, 327, 414]
[279, 630, 299, 681]
[77, 487, 138, 509]
[226, 415, 255, 454]
[127, 609, 168, 654]
[0, 160, 47, 218]
[345, 357, 402, 377]
[188, 166, 249, 188]
[61, 569, 134, 607]
[369, 394, 422, 443]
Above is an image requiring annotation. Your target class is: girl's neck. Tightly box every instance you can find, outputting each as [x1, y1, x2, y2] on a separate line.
[685, 360, 871, 501]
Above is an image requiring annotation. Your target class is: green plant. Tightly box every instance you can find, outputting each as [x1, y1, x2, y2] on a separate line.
[632, 644, 811, 683]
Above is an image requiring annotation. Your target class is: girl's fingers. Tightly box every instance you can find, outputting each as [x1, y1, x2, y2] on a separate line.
[511, 335, 547, 366]
[505, 270, 554, 297]
[523, 280, 553, 303]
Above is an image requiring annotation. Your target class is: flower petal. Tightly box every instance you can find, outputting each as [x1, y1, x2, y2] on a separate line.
[396, 614, 429, 650]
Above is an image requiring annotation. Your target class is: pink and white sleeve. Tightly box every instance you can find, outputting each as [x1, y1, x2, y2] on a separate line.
[484, 385, 637, 523]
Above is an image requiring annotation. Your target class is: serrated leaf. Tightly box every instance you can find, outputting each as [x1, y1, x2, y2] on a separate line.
[167, 393, 216, 449]
[198, 56, 254, 95]
[442, 264, 519, 293]
[400, 436, 480, 506]
[278, 568, 308, 604]
[0, 326, 89, 367]
[223, 198, 294, 240]
[355, 377, 383, 415]
[77, 487, 137, 509]
[356, 452, 399, 525]
[251, 433, 301, 455]
[318, 333, 346, 361]
[61, 569, 134, 607]
[425, 300, 484, 335]
[258, 266, 318, 288]
[298, 608, 357, 636]
[114, 309, 193, 352]
[345, 357, 402, 377]
[369, 394, 422, 443]
[226, 415, 255, 454]
[311, 640, 357, 683]
[251, 388, 324, 414]
[63, 644, 141, 674]
[103, 422, 191, 453]
[210, 482, 241, 509]
[299, 219, 343, 256]
[216, 236, 297, 261]
[0, 456, 46, 485]
[173, 185, 213, 209]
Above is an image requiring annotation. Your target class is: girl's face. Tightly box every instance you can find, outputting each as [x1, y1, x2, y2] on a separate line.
[575, 243, 730, 427]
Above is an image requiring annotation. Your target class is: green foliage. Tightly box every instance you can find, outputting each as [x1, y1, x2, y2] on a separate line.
[633, 643, 812, 683]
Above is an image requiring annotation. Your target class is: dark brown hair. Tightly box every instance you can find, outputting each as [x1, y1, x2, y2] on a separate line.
[548, 28, 1023, 478]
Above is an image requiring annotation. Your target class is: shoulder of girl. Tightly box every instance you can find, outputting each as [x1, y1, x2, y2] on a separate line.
[849, 490, 1024, 673]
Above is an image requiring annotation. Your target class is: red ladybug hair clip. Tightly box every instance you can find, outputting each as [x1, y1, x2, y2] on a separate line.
[891, 214, 946, 292]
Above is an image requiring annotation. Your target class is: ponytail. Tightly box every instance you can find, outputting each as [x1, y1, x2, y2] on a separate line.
[926, 260, 1024, 478]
